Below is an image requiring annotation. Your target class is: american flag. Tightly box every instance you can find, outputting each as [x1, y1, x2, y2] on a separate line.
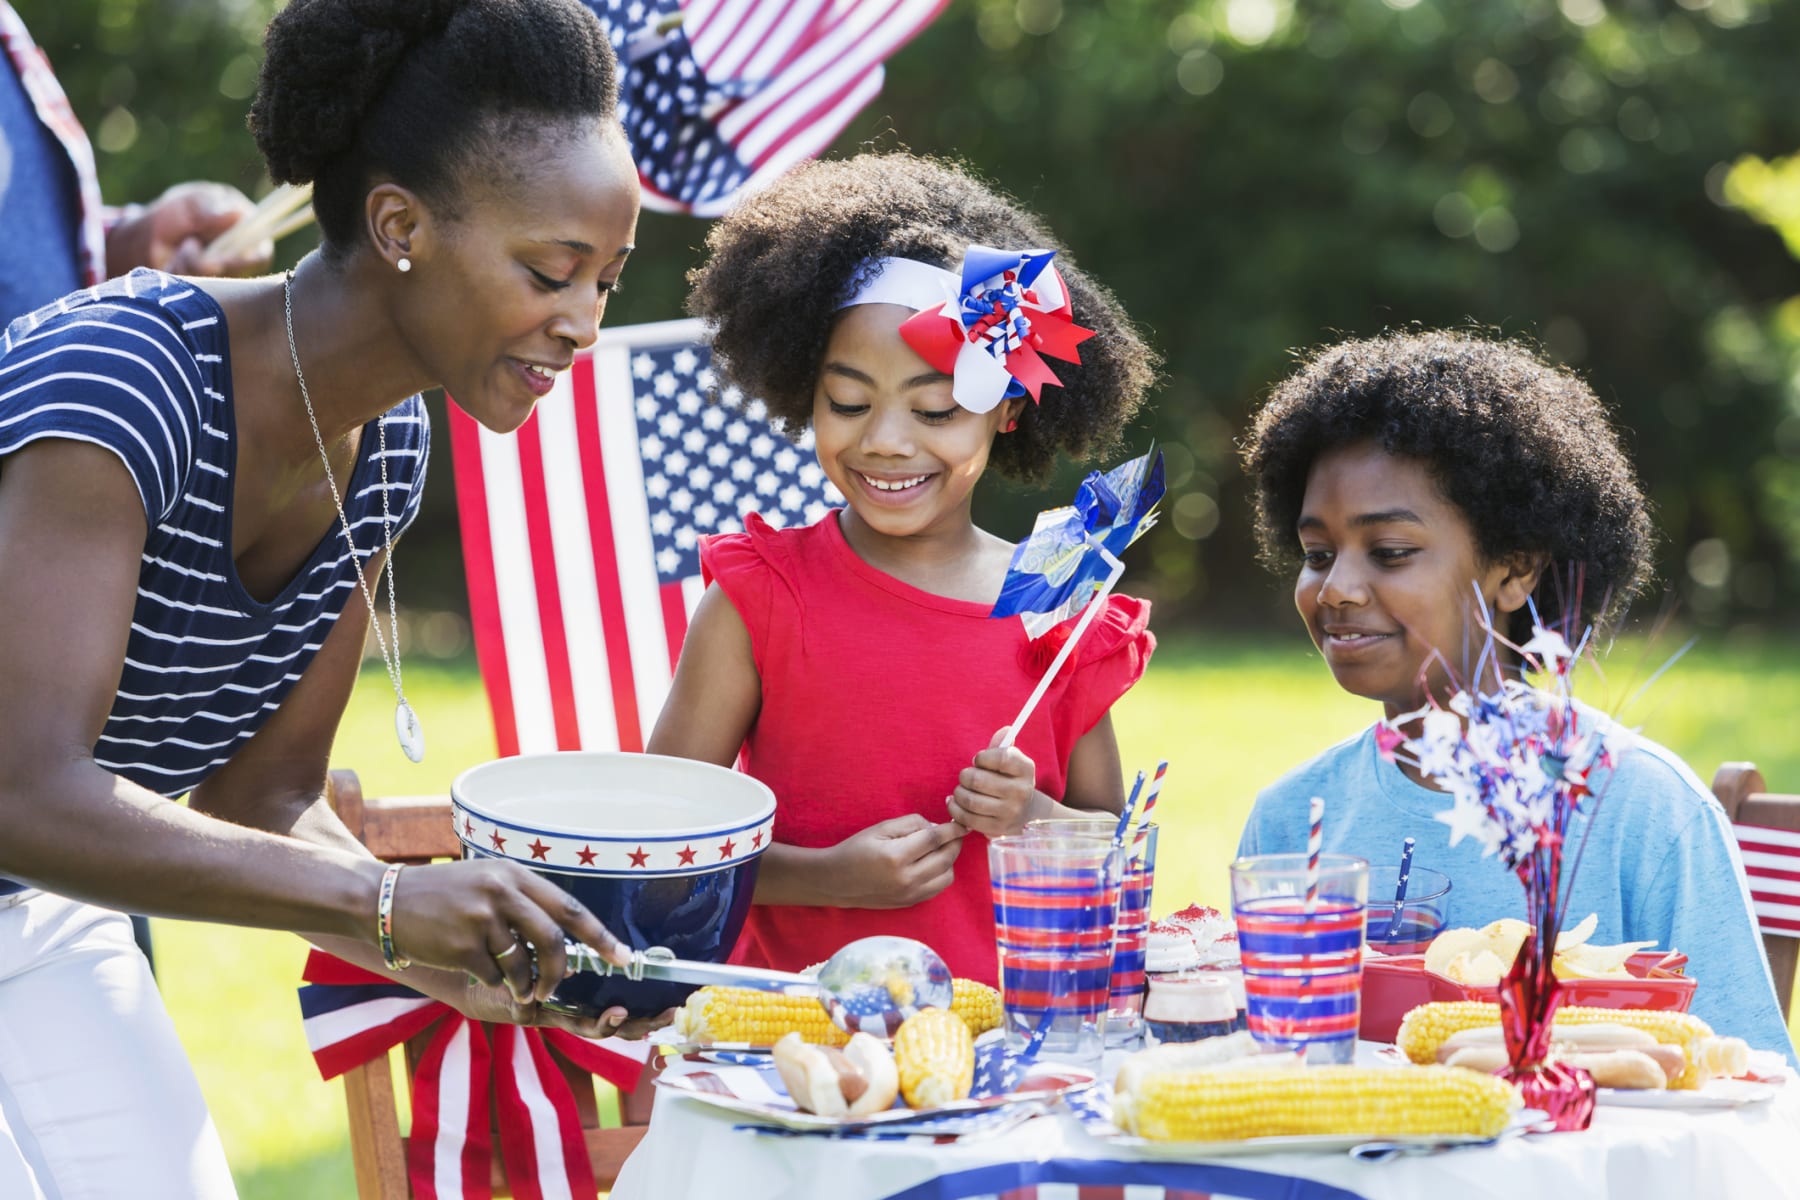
[450, 318, 842, 757]
[583, 0, 949, 216]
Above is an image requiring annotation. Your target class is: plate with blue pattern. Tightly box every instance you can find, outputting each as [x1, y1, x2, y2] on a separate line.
[655, 1040, 1095, 1133]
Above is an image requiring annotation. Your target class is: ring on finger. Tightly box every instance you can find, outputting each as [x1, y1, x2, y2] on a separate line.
[494, 940, 523, 961]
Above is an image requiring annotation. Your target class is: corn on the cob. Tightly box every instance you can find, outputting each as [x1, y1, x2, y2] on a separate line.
[1397, 1002, 1505, 1065]
[893, 1008, 974, 1108]
[1396, 1001, 1720, 1089]
[1113, 1064, 1521, 1142]
[674, 987, 849, 1047]
[951, 979, 1003, 1036]
[674, 977, 1002, 1049]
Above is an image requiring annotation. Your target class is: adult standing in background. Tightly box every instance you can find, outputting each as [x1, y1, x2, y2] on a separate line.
[0, 0, 644, 1195]
[0, 0, 271, 327]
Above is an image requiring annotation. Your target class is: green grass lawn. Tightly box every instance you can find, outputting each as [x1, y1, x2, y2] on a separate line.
[152, 634, 1800, 1196]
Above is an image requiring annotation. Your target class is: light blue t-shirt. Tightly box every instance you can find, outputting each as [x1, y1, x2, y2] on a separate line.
[1240, 722, 1795, 1061]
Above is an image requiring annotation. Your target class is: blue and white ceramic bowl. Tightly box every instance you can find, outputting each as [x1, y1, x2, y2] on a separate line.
[451, 751, 776, 1019]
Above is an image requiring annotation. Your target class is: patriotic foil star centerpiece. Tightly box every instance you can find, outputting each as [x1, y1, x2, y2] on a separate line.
[1379, 606, 1633, 1131]
[898, 246, 1097, 416]
[988, 449, 1163, 745]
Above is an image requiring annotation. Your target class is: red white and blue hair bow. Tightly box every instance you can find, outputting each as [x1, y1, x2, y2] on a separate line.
[837, 246, 1095, 414]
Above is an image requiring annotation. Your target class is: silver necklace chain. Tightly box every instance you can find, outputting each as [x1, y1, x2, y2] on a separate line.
[282, 269, 422, 761]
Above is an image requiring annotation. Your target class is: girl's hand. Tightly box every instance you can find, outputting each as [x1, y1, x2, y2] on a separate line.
[947, 729, 1047, 838]
[828, 815, 966, 908]
[459, 982, 677, 1041]
[386, 858, 631, 1005]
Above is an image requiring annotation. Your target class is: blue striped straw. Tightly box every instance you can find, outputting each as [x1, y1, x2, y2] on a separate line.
[1383, 836, 1417, 941]
[1111, 770, 1147, 850]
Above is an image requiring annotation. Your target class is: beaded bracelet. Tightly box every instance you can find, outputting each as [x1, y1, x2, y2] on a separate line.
[377, 862, 410, 971]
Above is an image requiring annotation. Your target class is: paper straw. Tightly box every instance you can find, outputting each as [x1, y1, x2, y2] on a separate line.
[1111, 770, 1147, 849]
[1383, 836, 1416, 941]
[1303, 796, 1323, 917]
[1129, 760, 1167, 861]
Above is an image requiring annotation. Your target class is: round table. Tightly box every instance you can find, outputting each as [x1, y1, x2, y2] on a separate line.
[610, 1052, 1800, 1200]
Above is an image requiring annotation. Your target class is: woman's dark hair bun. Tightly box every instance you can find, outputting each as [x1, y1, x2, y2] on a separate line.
[251, 0, 462, 186]
[249, 0, 619, 251]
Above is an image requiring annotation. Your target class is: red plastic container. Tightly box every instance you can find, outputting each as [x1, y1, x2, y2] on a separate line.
[1360, 950, 1695, 1044]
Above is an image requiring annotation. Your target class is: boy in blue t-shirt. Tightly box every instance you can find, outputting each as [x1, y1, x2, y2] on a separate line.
[1235, 329, 1793, 1060]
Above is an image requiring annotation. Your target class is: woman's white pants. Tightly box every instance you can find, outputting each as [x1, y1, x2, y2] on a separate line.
[0, 890, 236, 1198]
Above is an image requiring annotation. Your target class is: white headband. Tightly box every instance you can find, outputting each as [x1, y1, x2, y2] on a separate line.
[835, 257, 960, 313]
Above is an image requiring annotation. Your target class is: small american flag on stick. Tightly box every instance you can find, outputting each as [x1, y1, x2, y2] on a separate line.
[450, 318, 841, 756]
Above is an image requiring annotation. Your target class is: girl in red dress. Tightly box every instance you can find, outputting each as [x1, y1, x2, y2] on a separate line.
[648, 154, 1159, 983]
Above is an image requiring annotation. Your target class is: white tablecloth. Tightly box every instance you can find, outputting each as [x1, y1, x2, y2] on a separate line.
[611, 1052, 1800, 1200]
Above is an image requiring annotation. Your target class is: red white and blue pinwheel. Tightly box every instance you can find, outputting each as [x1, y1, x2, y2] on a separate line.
[899, 245, 1097, 416]
[990, 449, 1164, 744]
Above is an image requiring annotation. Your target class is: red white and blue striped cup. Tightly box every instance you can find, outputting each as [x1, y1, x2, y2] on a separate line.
[988, 833, 1124, 1069]
[1025, 818, 1158, 1048]
[1229, 853, 1369, 1065]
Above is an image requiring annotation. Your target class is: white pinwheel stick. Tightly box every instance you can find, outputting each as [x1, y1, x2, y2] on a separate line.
[998, 541, 1125, 750]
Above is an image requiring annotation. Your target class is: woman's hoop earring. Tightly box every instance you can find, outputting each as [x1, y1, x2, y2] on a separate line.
[397, 257, 412, 273]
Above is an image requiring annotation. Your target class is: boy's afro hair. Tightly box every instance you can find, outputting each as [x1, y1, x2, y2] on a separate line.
[1240, 329, 1656, 637]
[686, 153, 1158, 482]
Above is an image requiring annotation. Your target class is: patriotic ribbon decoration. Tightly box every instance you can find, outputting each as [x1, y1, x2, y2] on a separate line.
[897, 246, 1096, 415]
[298, 951, 653, 1200]
[992, 448, 1165, 637]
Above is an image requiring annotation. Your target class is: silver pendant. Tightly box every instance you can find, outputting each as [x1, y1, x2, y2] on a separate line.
[395, 700, 425, 763]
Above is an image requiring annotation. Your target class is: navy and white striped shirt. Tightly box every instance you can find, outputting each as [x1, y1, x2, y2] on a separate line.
[0, 269, 430, 804]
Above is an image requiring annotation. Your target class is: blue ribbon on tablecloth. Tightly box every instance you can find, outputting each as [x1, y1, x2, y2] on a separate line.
[873, 1159, 1369, 1200]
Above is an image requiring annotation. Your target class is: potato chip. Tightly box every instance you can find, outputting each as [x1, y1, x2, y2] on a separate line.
[1445, 948, 1508, 986]
[1555, 913, 1599, 953]
[1556, 939, 1657, 979]
[1424, 928, 1492, 978]
[1480, 918, 1532, 969]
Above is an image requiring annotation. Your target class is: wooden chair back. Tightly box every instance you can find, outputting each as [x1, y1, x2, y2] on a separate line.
[325, 768, 656, 1198]
[1712, 762, 1800, 1020]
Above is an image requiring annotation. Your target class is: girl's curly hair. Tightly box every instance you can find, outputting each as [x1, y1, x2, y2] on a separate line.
[1240, 329, 1656, 640]
[686, 153, 1158, 482]
[250, 0, 617, 258]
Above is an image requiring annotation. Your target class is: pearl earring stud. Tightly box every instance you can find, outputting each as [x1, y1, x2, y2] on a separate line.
[397, 257, 412, 273]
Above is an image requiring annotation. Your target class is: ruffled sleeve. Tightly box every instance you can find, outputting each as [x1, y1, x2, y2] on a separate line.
[1057, 593, 1155, 739]
[699, 512, 801, 672]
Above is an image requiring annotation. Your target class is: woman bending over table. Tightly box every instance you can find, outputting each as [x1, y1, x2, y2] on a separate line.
[0, 1, 644, 1194]
[1235, 330, 1793, 1061]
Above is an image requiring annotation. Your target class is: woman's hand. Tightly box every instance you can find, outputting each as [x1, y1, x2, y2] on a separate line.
[823, 814, 966, 909]
[105, 182, 272, 277]
[946, 728, 1048, 838]
[459, 981, 677, 1041]
[385, 857, 631, 1004]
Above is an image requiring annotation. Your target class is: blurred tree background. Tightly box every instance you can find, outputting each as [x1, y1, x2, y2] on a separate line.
[25, 0, 1800, 635]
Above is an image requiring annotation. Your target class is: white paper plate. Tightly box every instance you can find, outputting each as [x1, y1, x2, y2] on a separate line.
[656, 1052, 1095, 1132]
[1598, 1077, 1782, 1109]
[1095, 1129, 1505, 1159]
